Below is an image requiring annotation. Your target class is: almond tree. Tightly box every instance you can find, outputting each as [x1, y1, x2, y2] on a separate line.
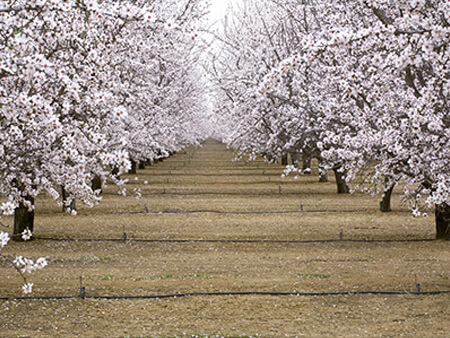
[0, 0, 149, 239]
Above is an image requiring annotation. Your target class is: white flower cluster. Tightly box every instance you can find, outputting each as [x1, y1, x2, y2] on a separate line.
[0, 231, 9, 249]
[282, 165, 301, 179]
[21, 228, 32, 241]
[22, 283, 34, 294]
[1, 201, 16, 216]
[13, 256, 48, 274]
[1, 228, 48, 294]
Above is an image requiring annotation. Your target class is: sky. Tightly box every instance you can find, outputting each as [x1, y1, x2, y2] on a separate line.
[209, 0, 229, 17]
[208, 0, 241, 28]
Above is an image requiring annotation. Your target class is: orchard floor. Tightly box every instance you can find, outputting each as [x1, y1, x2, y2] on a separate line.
[1, 139, 449, 337]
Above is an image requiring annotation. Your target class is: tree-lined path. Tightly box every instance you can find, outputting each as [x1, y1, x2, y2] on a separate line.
[1, 1, 449, 336]
[31, 138, 440, 241]
[1, 139, 449, 336]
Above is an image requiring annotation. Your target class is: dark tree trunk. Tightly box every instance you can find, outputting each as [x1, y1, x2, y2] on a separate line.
[128, 160, 137, 174]
[380, 180, 395, 212]
[61, 186, 76, 213]
[155, 151, 164, 163]
[146, 159, 152, 166]
[435, 203, 450, 239]
[291, 152, 300, 169]
[319, 164, 328, 182]
[333, 167, 350, 194]
[138, 161, 146, 170]
[281, 154, 288, 166]
[92, 175, 103, 193]
[302, 151, 312, 174]
[13, 197, 35, 241]
[111, 166, 120, 179]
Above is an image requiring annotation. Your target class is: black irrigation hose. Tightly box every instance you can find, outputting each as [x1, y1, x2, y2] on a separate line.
[100, 209, 359, 216]
[37, 208, 415, 216]
[1, 290, 450, 301]
[34, 236, 446, 244]
[128, 173, 282, 177]
[104, 191, 318, 196]
[103, 209, 412, 215]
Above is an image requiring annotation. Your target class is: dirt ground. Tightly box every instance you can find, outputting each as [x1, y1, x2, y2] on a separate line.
[1, 139, 449, 337]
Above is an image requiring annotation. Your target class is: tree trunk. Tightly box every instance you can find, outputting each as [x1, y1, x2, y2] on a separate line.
[333, 167, 350, 194]
[302, 151, 311, 174]
[13, 197, 35, 241]
[61, 186, 76, 213]
[155, 151, 164, 163]
[319, 164, 328, 182]
[111, 166, 120, 179]
[435, 203, 450, 239]
[92, 175, 102, 194]
[380, 180, 395, 212]
[291, 152, 300, 169]
[281, 154, 288, 166]
[138, 161, 146, 170]
[128, 160, 137, 174]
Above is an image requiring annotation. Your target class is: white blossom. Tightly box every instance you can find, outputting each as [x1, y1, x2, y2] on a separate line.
[1, 201, 16, 216]
[21, 228, 32, 241]
[22, 283, 34, 294]
[0, 232, 9, 249]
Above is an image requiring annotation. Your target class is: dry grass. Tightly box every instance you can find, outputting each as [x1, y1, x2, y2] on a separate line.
[1, 139, 449, 337]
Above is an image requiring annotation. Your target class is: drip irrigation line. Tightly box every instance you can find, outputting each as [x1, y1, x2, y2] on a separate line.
[122, 190, 292, 196]
[121, 173, 284, 177]
[36, 208, 416, 217]
[163, 209, 359, 215]
[1, 290, 449, 301]
[103, 209, 413, 215]
[148, 209, 360, 215]
[145, 166, 272, 169]
[126, 181, 289, 186]
[98, 209, 362, 216]
[34, 236, 444, 244]
[103, 191, 378, 197]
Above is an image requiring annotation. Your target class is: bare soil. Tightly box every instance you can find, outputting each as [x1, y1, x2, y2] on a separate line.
[1, 139, 449, 337]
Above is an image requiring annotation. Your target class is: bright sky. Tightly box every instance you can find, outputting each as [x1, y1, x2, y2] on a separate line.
[208, 0, 240, 28]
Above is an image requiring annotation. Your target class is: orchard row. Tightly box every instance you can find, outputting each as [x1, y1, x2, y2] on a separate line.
[0, 0, 211, 236]
[210, 0, 449, 239]
[0, 0, 211, 290]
